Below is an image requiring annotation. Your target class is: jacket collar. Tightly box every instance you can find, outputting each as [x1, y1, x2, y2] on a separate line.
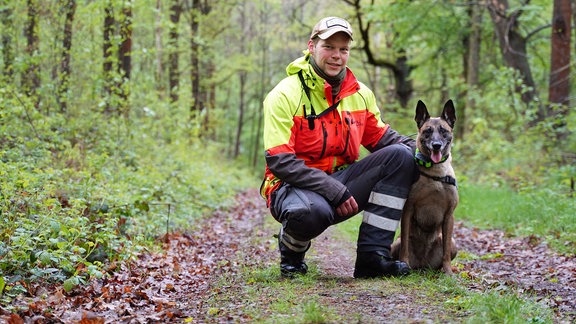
[287, 52, 359, 105]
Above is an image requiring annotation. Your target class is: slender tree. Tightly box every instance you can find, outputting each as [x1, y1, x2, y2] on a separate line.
[189, 0, 202, 118]
[155, 0, 164, 95]
[200, 1, 214, 137]
[119, 1, 132, 81]
[546, 0, 571, 140]
[548, 0, 571, 107]
[574, 0, 576, 55]
[103, 0, 115, 114]
[252, 0, 269, 168]
[461, 1, 483, 140]
[169, 0, 182, 104]
[347, 0, 414, 108]
[234, 2, 248, 158]
[187, 0, 214, 134]
[24, 0, 41, 109]
[486, 0, 538, 105]
[0, 1, 14, 79]
[118, 0, 133, 113]
[58, 0, 77, 113]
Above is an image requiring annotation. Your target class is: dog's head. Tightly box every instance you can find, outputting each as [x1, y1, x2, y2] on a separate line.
[415, 100, 456, 164]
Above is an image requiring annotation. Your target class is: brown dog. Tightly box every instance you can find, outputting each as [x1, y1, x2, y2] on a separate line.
[391, 100, 458, 274]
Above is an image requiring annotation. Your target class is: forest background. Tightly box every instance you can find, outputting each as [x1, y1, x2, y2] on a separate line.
[0, 0, 574, 304]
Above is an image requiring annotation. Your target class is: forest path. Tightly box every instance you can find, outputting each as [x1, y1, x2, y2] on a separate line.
[3, 189, 575, 323]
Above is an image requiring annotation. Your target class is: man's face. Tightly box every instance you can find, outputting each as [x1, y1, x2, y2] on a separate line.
[308, 32, 350, 77]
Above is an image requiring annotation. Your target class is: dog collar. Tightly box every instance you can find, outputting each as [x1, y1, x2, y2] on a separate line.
[414, 148, 449, 168]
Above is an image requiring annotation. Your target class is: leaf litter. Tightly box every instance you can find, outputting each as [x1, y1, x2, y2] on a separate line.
[1, 189, 574, 323]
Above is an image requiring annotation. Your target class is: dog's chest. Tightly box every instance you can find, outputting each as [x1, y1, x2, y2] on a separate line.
[413, 179, 452, 196]
[409, 166, 458, 226]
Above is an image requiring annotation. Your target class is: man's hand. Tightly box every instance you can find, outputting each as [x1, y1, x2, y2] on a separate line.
[336, 196, 358, 218]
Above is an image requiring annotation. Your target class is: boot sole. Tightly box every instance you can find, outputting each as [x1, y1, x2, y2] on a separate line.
[354, 266, 410, 279]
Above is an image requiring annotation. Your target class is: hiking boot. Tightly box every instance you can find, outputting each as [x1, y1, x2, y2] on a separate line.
[353, 251, 410, 278]
[279, 238, 309, 278]
[280, 255, 308, 278]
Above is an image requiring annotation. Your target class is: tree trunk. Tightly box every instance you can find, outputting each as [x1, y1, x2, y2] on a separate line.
[235, 71, 246, 159]
[548, 0, 571, 107]
[205, 61, 215, 138]
[574, 0, 576, 55]
[234, 2, 247, 158]
[58, 0, 76, 113]
[190, 0, 201, 118]
[252, 2, 268, 168]
[25, 0, 40, 110]
[118, 0, 133, 114]
[486, 0, 538, 105]
[547, 0, 571, 140]
[393, 51, 413, 108]
[103, 1, 115, 114]
[119, 2, 132, 80]
[350, 0, 413, 108]
[461, 1, 483, 140]
[169, 0, 182, 104]
[155, 0, 164, 95]
[1, 2, 14, 79]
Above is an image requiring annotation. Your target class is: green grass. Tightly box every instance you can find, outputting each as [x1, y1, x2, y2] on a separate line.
[202, 207, 558, 323]
[324, 184, 563, 322]
[456, 182, 575, 255]
[211, 255, 555, 323]
[339, 179, 576, 256]
[462, 291, 553, 324]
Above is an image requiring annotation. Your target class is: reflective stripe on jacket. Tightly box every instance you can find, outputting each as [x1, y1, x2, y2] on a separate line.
[261, 52, 391, 207]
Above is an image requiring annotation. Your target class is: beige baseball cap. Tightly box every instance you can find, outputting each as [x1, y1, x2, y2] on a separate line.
[310, 17, 353, 40]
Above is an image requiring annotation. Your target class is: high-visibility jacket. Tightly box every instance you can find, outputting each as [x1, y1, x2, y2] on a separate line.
[261, 52, 411, 207]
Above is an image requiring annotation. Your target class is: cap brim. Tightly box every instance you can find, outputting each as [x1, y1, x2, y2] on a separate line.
[317, 27, 353, 40]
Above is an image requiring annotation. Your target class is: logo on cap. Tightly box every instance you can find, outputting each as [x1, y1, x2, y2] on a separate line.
[311, 17, 353, 40]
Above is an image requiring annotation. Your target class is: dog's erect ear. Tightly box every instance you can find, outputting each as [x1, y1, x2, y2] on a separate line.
[441, 100, 456, 129]
[415, 100, 430, 129]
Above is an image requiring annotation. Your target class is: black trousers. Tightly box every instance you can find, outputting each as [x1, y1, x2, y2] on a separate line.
[271, 143, 418, 254]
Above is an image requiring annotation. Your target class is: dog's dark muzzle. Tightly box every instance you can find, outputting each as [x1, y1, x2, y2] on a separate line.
[431, 141, 443, 151]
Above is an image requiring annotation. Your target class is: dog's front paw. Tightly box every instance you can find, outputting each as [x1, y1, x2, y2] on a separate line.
[442, 265, 453, 275]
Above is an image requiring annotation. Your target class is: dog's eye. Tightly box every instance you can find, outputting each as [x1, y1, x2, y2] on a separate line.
[423, 128, 433, 136]
[439, 127, 449, 135]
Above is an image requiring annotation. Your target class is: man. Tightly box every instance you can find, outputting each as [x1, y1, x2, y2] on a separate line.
[260, 16, 417, 278]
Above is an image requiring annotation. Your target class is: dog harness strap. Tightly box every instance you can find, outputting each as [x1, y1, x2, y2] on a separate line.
[419, 171, 457, 187]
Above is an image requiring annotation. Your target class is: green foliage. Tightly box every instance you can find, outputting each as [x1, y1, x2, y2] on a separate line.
[456, 182, 575, 254]
[0, 84, 257, 303]
[300, 299, 332, 324]
[357, 1, 573, 216]
[0, 1, 573, 315]
[461, 290, 554, 324]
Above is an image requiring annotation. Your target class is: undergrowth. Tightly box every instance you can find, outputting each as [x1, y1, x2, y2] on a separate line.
[456, 182, 575, 254]
[0, 103, 256, 302]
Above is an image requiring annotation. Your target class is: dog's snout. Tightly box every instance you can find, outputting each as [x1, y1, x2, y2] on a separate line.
[432, 142, 442, 151]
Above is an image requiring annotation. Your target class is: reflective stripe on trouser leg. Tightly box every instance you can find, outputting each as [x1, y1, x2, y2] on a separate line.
[362, 192, 406, 231]
[357, 184, 408, 253]
[280, 227, 310, 253]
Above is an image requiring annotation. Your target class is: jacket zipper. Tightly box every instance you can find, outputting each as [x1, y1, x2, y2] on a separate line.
[341, 117, 351, 155]
[319, 121, 327, 159]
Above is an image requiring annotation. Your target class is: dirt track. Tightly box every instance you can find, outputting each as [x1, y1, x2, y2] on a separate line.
[3, 189, 575, 323]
